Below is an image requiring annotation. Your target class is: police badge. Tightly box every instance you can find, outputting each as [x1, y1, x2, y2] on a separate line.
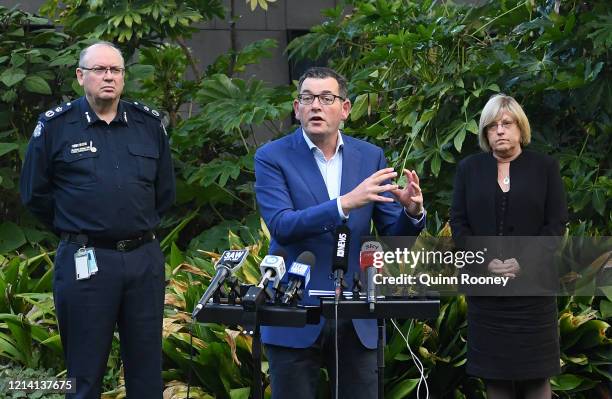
[32, 121, 43, 138]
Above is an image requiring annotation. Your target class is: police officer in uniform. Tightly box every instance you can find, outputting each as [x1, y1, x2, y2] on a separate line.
[20, 41, 175, 398]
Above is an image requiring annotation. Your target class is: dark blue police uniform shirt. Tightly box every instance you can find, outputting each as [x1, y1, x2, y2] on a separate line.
[20, 97, 176, 240]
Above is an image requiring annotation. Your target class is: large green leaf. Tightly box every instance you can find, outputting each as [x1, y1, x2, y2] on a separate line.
[24, 76, 52, 95]
[0, 68, 26, 87]
[599, 285, 612, 301]
[550, 374, 588, 391]
[351, 93, 369, 121]
[170, 242, 185, 269]
[0, 332, 25, 363]
[0, 222, 26, 253]
[599, 299, 611, 319]
[0, 314, 33, 367]
[0, 143, 19, 157]
[591, 188, 605, 216]
[386, 378, 420, 399]
[229, 387, 250, 399]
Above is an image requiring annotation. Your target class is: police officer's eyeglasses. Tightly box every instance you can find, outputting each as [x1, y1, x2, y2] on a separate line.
[297, 93, 345, 105]
[80, 66, 125, 76]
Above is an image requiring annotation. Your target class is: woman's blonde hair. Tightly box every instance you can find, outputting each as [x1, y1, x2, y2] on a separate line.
[478, 94, 531, 152]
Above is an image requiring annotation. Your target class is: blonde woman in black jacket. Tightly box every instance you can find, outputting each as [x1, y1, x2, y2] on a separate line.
[451, 94, 568, 399]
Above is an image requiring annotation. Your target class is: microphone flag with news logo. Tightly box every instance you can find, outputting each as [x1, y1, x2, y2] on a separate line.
[192, 249, 249, 317]
[360, 241, 383, 309]
[281, 251, 315, 305]
[332, 223, 351, 300]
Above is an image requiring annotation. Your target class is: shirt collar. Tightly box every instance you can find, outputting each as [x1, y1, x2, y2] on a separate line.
[115, 101, 129, 125]
[79, 97, 128, 127]
[302, 129, 344, 158]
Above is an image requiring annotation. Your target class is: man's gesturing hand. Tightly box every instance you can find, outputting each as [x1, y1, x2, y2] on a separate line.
[390, 169, 423, 217]
[340, 168, 398, 214]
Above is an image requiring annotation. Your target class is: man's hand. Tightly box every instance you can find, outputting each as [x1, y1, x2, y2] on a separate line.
[390, 169, 423, 217]
[340, 168, 398, 214]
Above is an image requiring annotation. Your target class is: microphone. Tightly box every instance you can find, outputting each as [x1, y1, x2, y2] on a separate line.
[242, 253, 287, 311]
[281, 251, 315, 305]
[360, 241, 383, 312]
[258, 253, 287, 288]
[332, 223, 351, 301]
[192, 249, 249, 317]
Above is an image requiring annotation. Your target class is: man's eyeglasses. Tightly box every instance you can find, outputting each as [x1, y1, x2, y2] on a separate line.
[80, 66, 125, 76]
[297, 93, 345, 105]
[486, 120, 515, 133]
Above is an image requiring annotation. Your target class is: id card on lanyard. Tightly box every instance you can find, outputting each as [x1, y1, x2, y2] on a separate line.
[74, 247, 98, 280]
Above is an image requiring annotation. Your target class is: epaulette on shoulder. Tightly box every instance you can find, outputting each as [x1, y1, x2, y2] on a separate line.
[40, 101, 75, 121]
[128, 100, 163, 119]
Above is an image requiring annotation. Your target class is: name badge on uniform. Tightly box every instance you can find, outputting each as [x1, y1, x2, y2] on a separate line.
[70, 140, 98, 154]
[74, 247, 98, 280]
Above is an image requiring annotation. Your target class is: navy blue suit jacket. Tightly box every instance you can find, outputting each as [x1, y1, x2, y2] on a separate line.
[254, 128, 424, 349]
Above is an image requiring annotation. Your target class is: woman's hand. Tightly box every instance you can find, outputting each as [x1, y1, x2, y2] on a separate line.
[488, 258, 520, 278]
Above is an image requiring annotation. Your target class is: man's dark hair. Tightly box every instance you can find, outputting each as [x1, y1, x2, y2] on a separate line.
[297, 67, 348, 99]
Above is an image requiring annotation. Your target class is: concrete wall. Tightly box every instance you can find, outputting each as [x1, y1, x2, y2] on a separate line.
[186, 0, 339, 87]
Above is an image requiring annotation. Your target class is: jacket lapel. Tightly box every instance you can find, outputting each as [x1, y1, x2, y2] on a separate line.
[291, 129, 331, 204]
[340, 137, 362, 196]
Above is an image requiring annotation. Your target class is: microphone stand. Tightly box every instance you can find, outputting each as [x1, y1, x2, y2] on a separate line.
[333, 269, 345, 304]
[377, 318, 385, 399]
[318, 296, 440, 399]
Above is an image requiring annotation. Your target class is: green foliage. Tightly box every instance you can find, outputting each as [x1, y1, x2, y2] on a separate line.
[246, 0, 278, 12]
[285, 0, 611, 396]
[0, 6, 85, 239]
[287, 0, 612, 234]
[554, 296, 612, 397]
[161, 226, 271, 398]
[0, 251, 62, 369]
[165, 42, 292, 239]
[124, 43, 197, 128]
[40, 0, 224, 53]
[0, 364, 64, 398]
[1, 0, 610, 398]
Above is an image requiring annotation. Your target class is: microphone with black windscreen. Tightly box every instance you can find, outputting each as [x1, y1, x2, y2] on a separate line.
[281, 251, 315, 305]
[332, 223, 351, 301]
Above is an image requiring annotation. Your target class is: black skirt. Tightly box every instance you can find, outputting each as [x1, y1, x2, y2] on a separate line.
[466, 296, 560, 380]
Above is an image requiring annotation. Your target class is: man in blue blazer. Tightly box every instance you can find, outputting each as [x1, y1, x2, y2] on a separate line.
[254, 67, 425, 399]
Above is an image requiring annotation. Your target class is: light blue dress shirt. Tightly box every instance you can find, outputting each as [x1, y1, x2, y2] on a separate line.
[302, 129, 425, 223]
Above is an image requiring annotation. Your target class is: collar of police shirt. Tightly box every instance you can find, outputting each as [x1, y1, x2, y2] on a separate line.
[79, 97, 129, 127]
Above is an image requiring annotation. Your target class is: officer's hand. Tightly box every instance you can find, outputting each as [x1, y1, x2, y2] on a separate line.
[340, 168, 398, 214]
